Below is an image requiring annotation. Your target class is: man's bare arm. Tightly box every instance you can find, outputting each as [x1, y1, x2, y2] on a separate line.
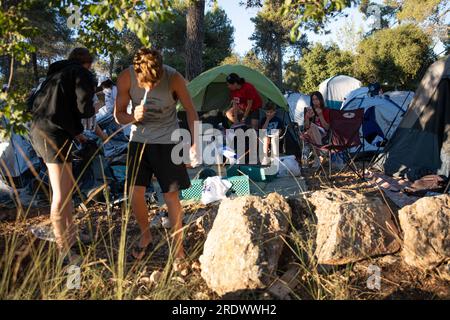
[172, 73, 199, 145]
[114, 69, 136, 125]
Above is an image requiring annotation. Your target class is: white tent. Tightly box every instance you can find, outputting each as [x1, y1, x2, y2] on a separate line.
[319, 75, 362, 109]
[0, 119, 40, 185]
[343, 87, 414, 111]
[383, 91, 415, 110]
[341, 94, 410, 152]
[286, 93, 310, 127]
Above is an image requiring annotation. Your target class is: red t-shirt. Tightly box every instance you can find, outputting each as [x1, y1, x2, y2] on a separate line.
[314, 108, 330, 129]
[230, 82, 263, 111]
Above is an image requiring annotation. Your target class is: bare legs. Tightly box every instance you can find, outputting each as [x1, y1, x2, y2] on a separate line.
[46, 162, 76, 255]
[130, 186, 153, 259]
[163, 191, 185, 259]
[226, 106, 259, 130]
[130, 187, 185, 260]
[304, 123, 326, 166]
[225, 105, 241, 124]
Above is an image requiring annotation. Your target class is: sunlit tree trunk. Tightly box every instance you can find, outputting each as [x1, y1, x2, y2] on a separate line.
[185, 0, 205, 80]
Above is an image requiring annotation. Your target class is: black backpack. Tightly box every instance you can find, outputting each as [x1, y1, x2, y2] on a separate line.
[26, 78, 51, 113]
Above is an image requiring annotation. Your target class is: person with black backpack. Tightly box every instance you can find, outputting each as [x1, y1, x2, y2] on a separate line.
[30, 47, 96, 263]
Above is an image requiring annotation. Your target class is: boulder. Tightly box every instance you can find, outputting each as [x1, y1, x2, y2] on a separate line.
[199, 193, 291, 296]
[399, 194, 450, 270]
[309, 189, 401, 265]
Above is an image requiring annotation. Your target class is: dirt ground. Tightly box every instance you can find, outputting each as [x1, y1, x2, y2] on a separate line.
[0, 165, 449, 300]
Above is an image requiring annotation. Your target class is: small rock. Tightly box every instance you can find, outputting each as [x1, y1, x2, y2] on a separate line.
[139, 277, 151, 285]
[173, 276, 185, 284]
[379, 255, 399, 265]
[437, 262, 450, 281]
[194, 292, 209, 300]
[191, 261, 201, 271]
[149, 270, 163, 285]
[180, 268, 189, 277]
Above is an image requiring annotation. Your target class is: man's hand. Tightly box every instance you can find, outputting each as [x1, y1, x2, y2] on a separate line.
[133, 104, 146, 123]
[188, 144, 200, 168]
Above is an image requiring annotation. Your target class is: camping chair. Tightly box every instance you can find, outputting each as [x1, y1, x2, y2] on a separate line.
[301, 108, 365, 179]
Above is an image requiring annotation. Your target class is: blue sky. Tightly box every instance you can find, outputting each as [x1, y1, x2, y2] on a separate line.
[215, 0, 447, 57]
[215, 0, 369, 55]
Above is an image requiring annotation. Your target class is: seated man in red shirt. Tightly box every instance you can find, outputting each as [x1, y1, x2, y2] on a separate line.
[225, 73, 263, 130]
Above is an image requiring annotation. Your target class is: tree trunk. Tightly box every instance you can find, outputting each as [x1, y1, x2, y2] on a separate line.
[31, 52, 39, 84]
[7, 54, 14, 91]
[109, 53, 115, 79]
[185, 0, 205, 80]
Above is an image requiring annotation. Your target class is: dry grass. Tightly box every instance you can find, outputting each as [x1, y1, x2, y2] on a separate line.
[0, 161, 449, 300]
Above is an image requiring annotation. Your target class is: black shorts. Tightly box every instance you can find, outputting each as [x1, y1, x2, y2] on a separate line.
[127, 142, 191, 193]
[30, 125, 73, 163]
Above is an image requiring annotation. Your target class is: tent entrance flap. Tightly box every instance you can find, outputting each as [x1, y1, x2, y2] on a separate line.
[202, 82, 232, 111]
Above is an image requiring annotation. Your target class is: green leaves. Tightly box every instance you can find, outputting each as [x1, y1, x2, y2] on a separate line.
[0, 1, 39, 65]
[0, 92, 32, 138]
[353, 23, 435, 89]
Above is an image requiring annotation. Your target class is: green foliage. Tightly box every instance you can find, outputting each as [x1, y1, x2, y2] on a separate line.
[283, 58, 305, 93]
[203, 7, 235, 72]
[114, 6, 234, 76]
[353, 23, 435, 89]
[0, 1, 38, 64]
[0, 91, 32, 138]
[221, 50, 266, 75]
[244, 0, 357, 41]
[49, 0, 174, 55]
[395, 0, 444, 22]
[299, 44, 355, 93]
[250, 0, 308, 88]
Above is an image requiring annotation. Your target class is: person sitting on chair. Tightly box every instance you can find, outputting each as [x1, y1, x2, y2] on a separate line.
[302, 91, 330, 168]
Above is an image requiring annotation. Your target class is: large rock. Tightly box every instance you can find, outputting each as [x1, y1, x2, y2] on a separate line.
[399, 194, 450, 270]
[309, 189, 401, 265]
[199, 193, 291, 296]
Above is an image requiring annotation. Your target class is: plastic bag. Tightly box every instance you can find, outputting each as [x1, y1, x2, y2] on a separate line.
[201, 176, 232, 205]
[277, 155, 301, 177]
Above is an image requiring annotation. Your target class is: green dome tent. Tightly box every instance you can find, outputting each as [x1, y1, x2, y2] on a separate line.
[179, 64, 288, 111]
